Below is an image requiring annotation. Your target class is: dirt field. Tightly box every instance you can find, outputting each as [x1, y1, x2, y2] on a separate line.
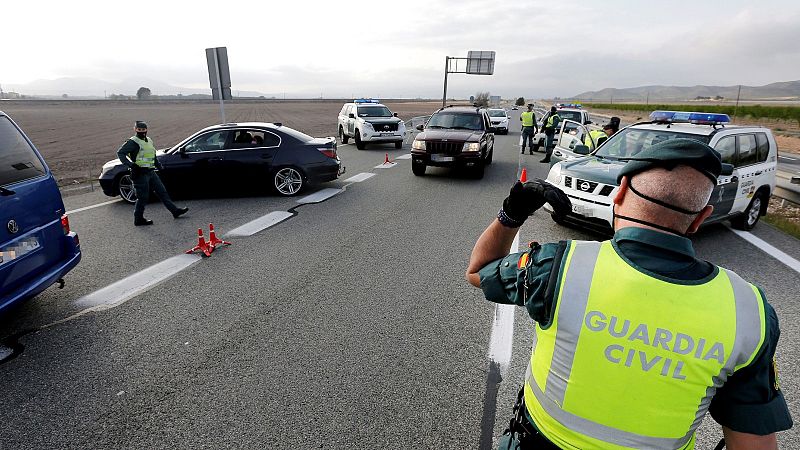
[1, 100, 449, 185]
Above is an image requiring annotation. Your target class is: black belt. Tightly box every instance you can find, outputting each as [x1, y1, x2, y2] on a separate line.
[499, 387, 561, 450]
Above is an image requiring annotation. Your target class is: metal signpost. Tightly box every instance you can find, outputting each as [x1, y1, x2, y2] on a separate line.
[441, 50, 495, 107]
[206, 47, 233, 124]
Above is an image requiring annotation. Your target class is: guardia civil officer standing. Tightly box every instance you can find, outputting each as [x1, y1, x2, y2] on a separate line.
[117, 121, 188, 226]
[466, 139, 791, 449]
[539, 106, 561, 163]
[520, 104, 538, 155]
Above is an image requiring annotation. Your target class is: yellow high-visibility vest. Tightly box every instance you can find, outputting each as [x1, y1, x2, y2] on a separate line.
[130, 136, 156, 168]
[521, 111, 536, 127]
[525, 240, 766, 450]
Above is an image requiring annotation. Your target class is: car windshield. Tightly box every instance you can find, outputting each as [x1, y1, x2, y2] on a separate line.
[427, 112, 483, 130]
[0, 116, 46, 187]
[488, 110, 507, 118]
[358, 106, 393, 117]
[595, 128, 711, 159]
[556, 110, 582, 122]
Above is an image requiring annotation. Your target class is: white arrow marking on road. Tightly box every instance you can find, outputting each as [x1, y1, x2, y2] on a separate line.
[74, 254, 202, 310]
[226, 211, 294, 237]
[344, 172, 376, 183]
[66, 198, 123, 215]
[487, 233, 519, 376]
[726, 226, 800, 274]
[296, 188, 343, 204]
[395, 154, 412, 160]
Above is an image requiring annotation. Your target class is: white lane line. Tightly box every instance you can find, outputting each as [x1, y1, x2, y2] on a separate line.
[226, 211, 293, 237]
[66, 198, 123, 215]
[395, 153, 412, 160]
[487, 232, 519, 376]
[344, 172, 376, 183]
[296, 188, 343, 204]
[74, 254, 202, 310]
[374, 162, 397, 169]
[778, 156, 797, 161]
[726, 226, 800, 274]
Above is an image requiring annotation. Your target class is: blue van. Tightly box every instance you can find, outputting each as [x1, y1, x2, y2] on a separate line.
[0, 111, 81, 312]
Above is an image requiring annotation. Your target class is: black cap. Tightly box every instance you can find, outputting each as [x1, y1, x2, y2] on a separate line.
[550, 106, 557, 113]
[616, 138, 722, 184]
[135, 121, 148, 129]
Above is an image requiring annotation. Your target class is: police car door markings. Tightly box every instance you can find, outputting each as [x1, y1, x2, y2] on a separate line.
[226, 211, 294, 237]
[296, 188, 343, 204]
[725, 226, 800, 274]
[343, 172, 376, 183]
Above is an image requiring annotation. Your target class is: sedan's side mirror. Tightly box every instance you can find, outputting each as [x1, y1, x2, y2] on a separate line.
[573, 144, 591, 155]
[585, 120, 592, 125]
[179, 147, 187, 155]
[416, 124, 425, 131]
[720, 163, 734, 176]
[348, 113, 355, 119]
[393, 112, 398, 117]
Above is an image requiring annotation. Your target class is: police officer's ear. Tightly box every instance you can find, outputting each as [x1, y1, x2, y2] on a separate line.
[613, 176, 630, 207]
[685, 205, 714, 235]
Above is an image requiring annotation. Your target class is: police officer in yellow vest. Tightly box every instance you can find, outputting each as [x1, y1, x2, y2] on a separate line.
[540, 106, 561, 163]
[520, 104, 538, 155]
[584, 124, 615, 150]
[117, 121, 188, 226]
[466, 139, 791, 449]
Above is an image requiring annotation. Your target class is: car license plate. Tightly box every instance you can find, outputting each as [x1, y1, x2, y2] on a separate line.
[571, 203, 591, 216]
[431, 154, 454, 162]
[0, 236, 41, 265]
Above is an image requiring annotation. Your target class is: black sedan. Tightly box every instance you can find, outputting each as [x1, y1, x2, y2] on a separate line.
[99, 122, 342, 202]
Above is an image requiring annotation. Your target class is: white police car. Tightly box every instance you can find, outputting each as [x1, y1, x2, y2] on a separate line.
[544, 111, 778, 232]
[487, 108, 510, 134]
[337, 99, 406, 150]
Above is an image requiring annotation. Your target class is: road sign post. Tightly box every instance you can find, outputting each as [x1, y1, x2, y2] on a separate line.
[206, 47, 232, 124]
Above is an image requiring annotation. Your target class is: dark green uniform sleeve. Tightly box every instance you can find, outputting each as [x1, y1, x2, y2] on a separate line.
[117, 139, 138, 168]
[709, 293, 793, 434]
[477, 241, 565, 324]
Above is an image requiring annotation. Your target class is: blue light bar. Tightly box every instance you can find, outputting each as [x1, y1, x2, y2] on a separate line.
[354, 98, 380, 104]
[649, 110, 730, 125]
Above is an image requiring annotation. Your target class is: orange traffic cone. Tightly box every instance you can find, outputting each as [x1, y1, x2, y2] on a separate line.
[186, 228, 212, 257]
[384, 153, 392, 164]
[207, 223, 231, 249]
[520, 167, 528, 183]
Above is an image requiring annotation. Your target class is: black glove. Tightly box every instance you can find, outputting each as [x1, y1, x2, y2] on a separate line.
[502, 179, 572, 223]
[129, 164, 142, 176]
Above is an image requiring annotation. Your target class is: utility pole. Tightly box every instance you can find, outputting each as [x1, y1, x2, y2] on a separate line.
[442, 56, 450, 108]
[733, 84, 742, 122]
[646, 92, 649, 106]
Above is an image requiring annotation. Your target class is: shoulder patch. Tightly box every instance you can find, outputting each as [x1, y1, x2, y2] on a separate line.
[518, 253, 529, 270]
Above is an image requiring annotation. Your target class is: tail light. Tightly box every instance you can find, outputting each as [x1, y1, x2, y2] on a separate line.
[61, 214, 71, 235]
[318, 148, 337, 159]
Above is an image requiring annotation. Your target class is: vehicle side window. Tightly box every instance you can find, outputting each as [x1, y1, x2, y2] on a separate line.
[755, 133, 770, 162]
[261, 131, 280, 147]
[0, 117, 46, 186]
[184, 131, 229, 153]
[713, 136, 736, 165]
[340, 105, 349, 116]
[736, 134, 758, 167]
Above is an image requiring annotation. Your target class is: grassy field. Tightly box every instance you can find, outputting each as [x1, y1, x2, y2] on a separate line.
[583, 102, 800, 125]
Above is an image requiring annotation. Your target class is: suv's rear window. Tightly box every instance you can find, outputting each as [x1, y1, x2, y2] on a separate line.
[595, 128, 711, 159]
[0, 116, 46, 187]
[556, 110, 582, 122]
[427, 112, 484, 131]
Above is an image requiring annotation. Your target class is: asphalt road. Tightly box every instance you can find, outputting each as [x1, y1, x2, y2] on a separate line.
[1, 112, 798, 449]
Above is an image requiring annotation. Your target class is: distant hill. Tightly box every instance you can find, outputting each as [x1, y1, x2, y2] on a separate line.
[3, 77, 267, 98]
[572, 80, 800, 102]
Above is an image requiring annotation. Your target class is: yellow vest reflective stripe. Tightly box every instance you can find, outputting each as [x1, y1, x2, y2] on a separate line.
[584, 129, 606, 149]
[130, 136, 156, 168]
[546, 113, 560, 128]
[525, 240, 766, 450]
[521, 111, 535, 127]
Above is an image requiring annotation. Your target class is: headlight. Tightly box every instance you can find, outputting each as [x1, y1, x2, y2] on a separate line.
[363, 122, 374, 129]
[462, 142, 480, 152]
[412, 140, 426, 150]
[546, 163, 563, 184]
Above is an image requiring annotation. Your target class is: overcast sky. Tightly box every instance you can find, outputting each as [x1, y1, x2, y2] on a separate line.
[3, 0, 799, 98]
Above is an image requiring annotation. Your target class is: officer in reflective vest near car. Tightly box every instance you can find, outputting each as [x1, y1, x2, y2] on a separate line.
[466, 139, 791, 449]
[584, 123, 615, 150]
[117, 121, 188, 226]
[520, 104, 538, 155]
[540, 106, 561, 163]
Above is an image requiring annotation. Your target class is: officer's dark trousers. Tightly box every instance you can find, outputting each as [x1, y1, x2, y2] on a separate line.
[521, 126, 536, 150]
[543, 131, 555, 161]
[132, 170, 179, 220]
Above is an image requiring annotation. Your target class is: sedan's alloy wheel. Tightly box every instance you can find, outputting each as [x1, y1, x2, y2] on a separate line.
[119, 174, 137, 203]
[274, 167, 303, 196]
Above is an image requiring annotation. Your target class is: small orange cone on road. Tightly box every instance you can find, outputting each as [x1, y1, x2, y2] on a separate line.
[207, 223, 231, 249]
[384, 153, 393, 164]
[186, 228, 213, 257]
[520, 167, 528, 183]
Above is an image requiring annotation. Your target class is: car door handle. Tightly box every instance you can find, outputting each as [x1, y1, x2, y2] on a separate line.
[208, 157, 223, 162]
[731, 176, 738, 182]
[754, 171, 763, 176]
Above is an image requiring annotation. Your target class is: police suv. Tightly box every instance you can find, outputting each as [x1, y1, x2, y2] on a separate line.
[543, 111, 778, 232]
[532, 107, 592, 152]
[337, 99, 406, 150]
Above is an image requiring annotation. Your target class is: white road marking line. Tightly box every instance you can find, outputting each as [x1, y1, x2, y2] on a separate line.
[74, 254, 202, 310]
[374, 162, 397, 169]
[487, 232, 519, 376]
[726, 226, 800, 274]
[344, 172, 376, 183]
[66, 198, 123, 215]
[395, 153, 412, 160]
[226, 211, 293, 237]
[296, 188, 343, 204]
[778, 156, 797, 161]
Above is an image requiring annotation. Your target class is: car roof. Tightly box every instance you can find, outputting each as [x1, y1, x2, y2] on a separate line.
[628, 122, 770, 136]
[346, 102, 387, 107]
[198, 122, 288, 132]
[437, 106, 482, 113]
[556, 108, 583, 113]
